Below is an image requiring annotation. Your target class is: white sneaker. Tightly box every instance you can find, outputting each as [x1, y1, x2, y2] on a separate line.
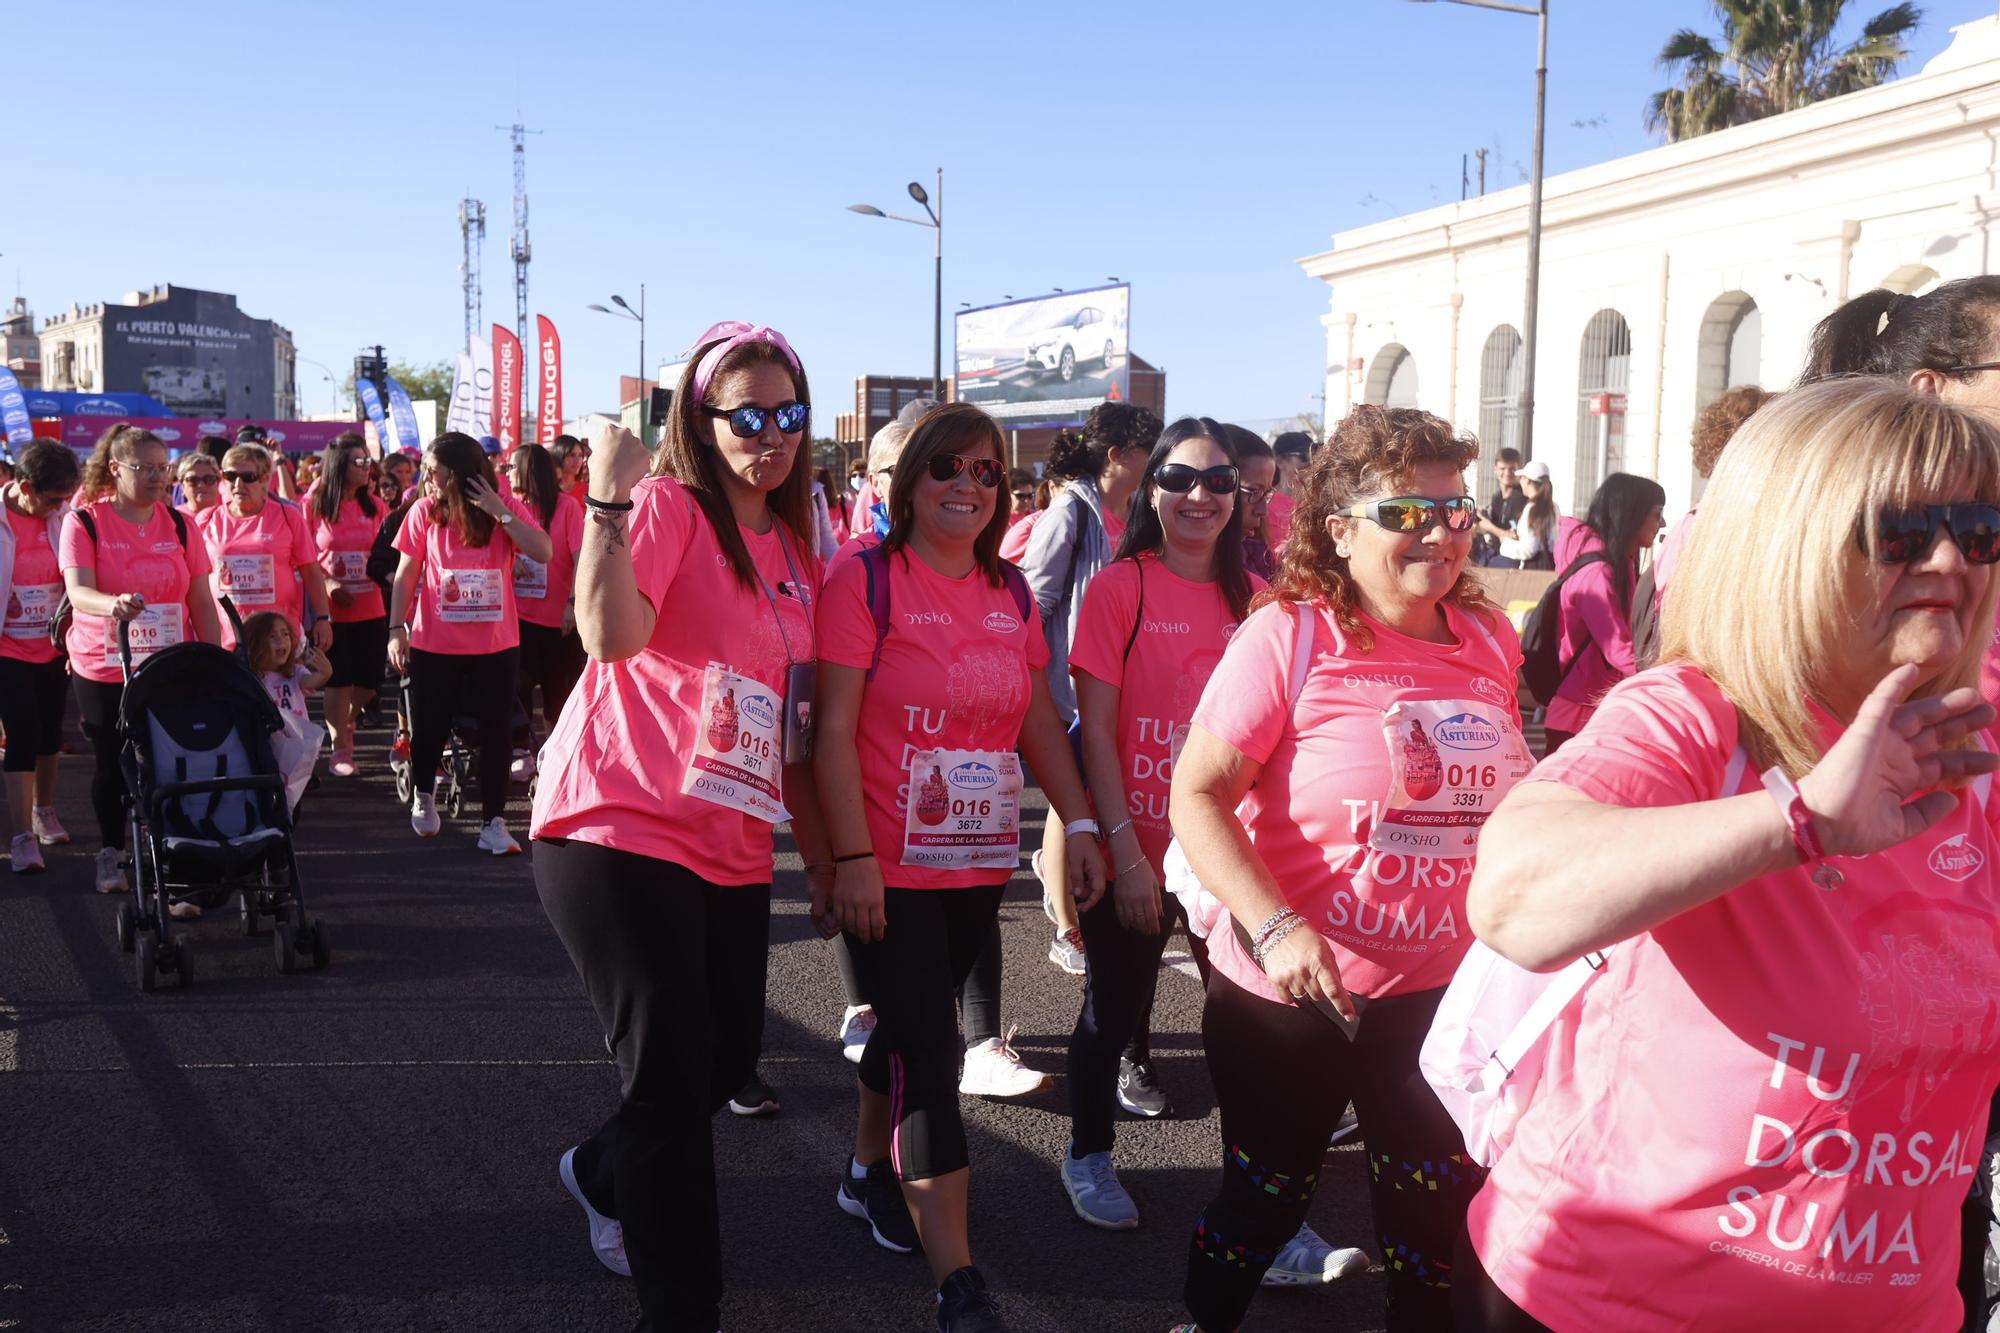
[410, 792, 441, 837]
[510, 749, 537, 781]
[95, 846, 126, 894]
[1059, 1144, 1139, 1230]
[477, 817, 521, 856]
[32, 805, 69, 846]
[958, 1025, 1051, 1097]
[557, 1147, 630, 1277]
[839, 1005, 877, 1065]
[1048, 926, 1087, 975]
[9, 832, 44, 874]
[1262, 1223, 1371, 1287]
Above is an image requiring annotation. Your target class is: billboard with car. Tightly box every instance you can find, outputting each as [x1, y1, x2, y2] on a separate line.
[954, 284, 1129, 428]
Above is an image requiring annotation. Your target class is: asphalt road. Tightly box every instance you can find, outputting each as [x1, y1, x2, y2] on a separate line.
[2, 712, 1391, 1333]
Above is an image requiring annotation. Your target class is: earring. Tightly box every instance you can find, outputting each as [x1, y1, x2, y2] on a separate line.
[1336, 545, 1352, 559]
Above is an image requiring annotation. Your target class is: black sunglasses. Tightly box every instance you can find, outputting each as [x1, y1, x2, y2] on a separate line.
[1860, 503, 2000, 565]
[926, 453, 1004, 488]
[222, 470, 266, 485]
[1348, 495, 1479, 535]
[185, 473, 220, 486]
[706, 401, 809, 438]
[1154, 463, 1239, 495]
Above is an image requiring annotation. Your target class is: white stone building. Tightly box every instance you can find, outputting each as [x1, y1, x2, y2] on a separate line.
[1299, 15, 2000, 518]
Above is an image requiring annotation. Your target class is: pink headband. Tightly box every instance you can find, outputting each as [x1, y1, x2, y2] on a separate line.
[688, 322, 804, 401]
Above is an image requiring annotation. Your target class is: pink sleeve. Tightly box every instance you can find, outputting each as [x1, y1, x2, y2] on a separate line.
[182, 513, 211, 575]
[286, 505, 315, 570]
[1532, 665, 1737, 808]
[393, 500, 428, 560]
[1023, 597, 1050, 670]
[816, 556, 877, 670]
[561, 496, 584, 560]
[625, 481, 692, 611]
[1189, 601, 1297, 765]
[1566, 564, 1637, 674]
[1067, 562, 1137, 690]
[59, 510, 95, 573]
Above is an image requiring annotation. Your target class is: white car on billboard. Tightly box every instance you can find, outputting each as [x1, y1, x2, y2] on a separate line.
[1022, 306, 1116, 383]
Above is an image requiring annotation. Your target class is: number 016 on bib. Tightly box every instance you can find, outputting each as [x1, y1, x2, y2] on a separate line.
[680, 662, 790, 823]
[902, 749, 1024, 871]
[1372, 699, 1533, 857]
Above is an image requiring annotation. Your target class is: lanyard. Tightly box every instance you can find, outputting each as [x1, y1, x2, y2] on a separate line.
[753, 526, 811, 667]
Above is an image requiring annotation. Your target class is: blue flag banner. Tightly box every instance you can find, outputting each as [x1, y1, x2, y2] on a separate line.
[0, 367, 32, 449]
[21, 389, 173, 418]
[383, 376, 422, 453]
[355, 377, 392, 455]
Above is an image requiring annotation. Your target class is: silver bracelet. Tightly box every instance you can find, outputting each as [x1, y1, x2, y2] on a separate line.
[1104, 817, 1134, 841]
[1251, 916, 1306, 966]
[1249, 906, 1302, 949]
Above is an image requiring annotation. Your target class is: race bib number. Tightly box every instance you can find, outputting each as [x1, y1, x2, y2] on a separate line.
[513, 555, 549, 600]
[5, 582, 59, 638]
[437, 568, 504, 622]
[328, 549, 372, 591]
[679, 662, 788, 823]
[902, 749, 1024, 871]
[1372, 698, 1534, 857]
[219, 553, 276, 607]
[105, 604, 185, 666]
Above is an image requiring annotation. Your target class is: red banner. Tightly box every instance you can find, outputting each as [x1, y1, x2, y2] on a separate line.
[492, 323, 524, 456]
[535, 314, 563, 442]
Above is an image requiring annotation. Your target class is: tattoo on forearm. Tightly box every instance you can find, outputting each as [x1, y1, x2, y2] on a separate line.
[591, 510, 627, 552]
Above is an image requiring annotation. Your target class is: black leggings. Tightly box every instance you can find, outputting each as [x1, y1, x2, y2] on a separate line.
[833, 915, 1003, 1049]
[515, 620, 585, 738]
[0, 656, 69, 773]
[1068, 886, 1209, 1154]
[406, 646, 517, 822]
[534, 838, 770, 1333]
[846, 883, 1006, 1181]
[1450, 1225, 1555, 1332]
[73, 676, 127, 848]
[1184, 971, 1478, 1333]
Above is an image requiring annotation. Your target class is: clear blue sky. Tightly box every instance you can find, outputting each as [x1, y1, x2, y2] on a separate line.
[10, 0, 1995, 429]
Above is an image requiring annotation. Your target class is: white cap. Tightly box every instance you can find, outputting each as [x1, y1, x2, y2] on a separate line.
[1518, 459, 1552, 481]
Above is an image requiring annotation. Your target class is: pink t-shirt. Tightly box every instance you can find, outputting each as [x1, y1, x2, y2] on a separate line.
[530, 477, 820, 885]
[1068, 555, 1263, 875]
[304, 488, 387, 624]
[392, 493, 545, 655]
[514, 495, 585, 629]
[1190, 598, 1523, 1003]
[999, 509, 1042, 564]
[261, 666, 314, 721]
[1468, 662, 2000, 1333]
[198, 501, 315, 647]
[2, 506, 63, 665]
[817, 546, 1051, 890]
[1266, 490, 1296, 548]
[60, 501, 213, 685]
[826, 531, 881, 581]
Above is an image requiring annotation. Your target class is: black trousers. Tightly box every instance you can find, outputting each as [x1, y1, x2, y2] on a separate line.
[1184, 971, 1477, 1333]
[515, 620, 584, 736]
[406, 645, 517, 822]
[72, 675, 126, 847]
[1451, 1224, 1555, 1332]
[534, 838, 771, 1333]
[846, 883, 1006, 1181]
[0, 655, 69, 773]
[833, 915, 1003, 1049]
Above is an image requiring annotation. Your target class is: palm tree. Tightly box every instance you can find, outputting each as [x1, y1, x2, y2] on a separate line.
[1647, 1, 1923, 142]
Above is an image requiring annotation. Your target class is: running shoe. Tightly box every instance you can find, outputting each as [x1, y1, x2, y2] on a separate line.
[1048, 926, 1087, 975]
[836, 1157, 918, 1254]
[1059, 1144, 1139, 1230]
[839, 1004, 877, 1065]
[1328, 1104, 1361, 1146]
[728, 1075, 780, 1117]
[959, 1026, 1051, 1097]
[935, 1265, 1006, 1332]
[1116, 1057, 1172, 1118]
[168, 899, 201, 920]
[410, 792, 441, 837]
[557, 1146, 630, 1277]
[477, 818, 522, 856]
[9, 832, 44, 874]
[1261, 1224, 1371, 1287]
[391, 733, 412, 763]
[1032, 848, 1057, 925]
[95, 846, 125, 894]
[329, 747, 358, 779]
[510, 749, 537, 781]
[32, 805, 69, 846]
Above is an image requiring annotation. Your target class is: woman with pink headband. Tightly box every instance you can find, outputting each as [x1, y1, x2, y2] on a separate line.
[531, 323, 834, 1333]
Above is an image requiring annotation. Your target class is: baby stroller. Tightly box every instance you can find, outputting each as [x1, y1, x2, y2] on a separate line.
[109, 619, 329, 992]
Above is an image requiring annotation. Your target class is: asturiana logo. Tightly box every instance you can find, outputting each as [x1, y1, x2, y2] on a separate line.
[738, 693, 778, 731]
[950, 761, 999, 791]
[983, 610, 1020, 634]
[1929, 834, 1986, 882]
[1470, 677, 1511, 705]
[76, 398, 127, 415]
[198, 420, 229, 435]
[153, 427, 182, 442]
[1433, 712, 1502, 751]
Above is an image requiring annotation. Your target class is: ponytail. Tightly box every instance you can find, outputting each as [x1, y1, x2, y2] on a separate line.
[1802, 277, 2000, 386]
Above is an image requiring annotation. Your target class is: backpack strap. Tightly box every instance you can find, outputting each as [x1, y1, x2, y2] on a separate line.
[1287, 601, 1316, 713]
[1001, 562, 1032, 624]
[167, 504, 189, 550]
[1121, 559, 1145, 666]
[74, 508, 97, 545]
[860, 544, 892, 681]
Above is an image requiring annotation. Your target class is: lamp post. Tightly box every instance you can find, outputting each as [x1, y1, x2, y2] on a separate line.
[296, 355, 343, 415]
[588, 286, 648, 442]
[1404, 0, 1547, 459]
[848, 167, 944, 400]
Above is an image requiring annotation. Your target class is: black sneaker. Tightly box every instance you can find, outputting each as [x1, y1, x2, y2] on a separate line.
[1115, 1058, 1171, 1118]
[936, 1265, 1006, 1332]
[728, 1075, 780, 1117]
[836, 1158, 918, 1254]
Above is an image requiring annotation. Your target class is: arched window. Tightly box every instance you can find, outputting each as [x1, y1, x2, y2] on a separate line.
[1477, 325, 1523, 502]
[1573, 310, 1632, 505]
[1694, 292, 1760, 498]
[1364, 343, 1418, 408]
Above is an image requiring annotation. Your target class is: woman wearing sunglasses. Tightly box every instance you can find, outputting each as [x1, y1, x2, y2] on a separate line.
[1459, 377, 2000, 1333]
[1544, 472, 1668, 755]
[816, 402, 1106, 1332]
[175, 452, 223, 519]
[1168, 405, 1529, 1333]
[0, 442, 80, 874]
[530, 324, 833, 1333]
[304, 433, 388, 777]
[198, 445, 332, 659]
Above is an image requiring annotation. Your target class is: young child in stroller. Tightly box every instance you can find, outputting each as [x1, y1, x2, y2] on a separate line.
[239, 611, 330, 829]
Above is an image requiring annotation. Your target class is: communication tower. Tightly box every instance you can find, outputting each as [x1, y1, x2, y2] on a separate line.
[498, 122, 541, 349]
[458, 199, 486, 352]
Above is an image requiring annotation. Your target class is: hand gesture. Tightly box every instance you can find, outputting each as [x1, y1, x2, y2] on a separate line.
[591, 423, 649, 501]
[311, 620, 334, 652]
[330, 584, 354, 609]
[110, 593, 146, 623]
[832, 855, 888, 942]
[806, 864, 841, 940]
[1797, 665, 1999, 858]
[1112, 856, 1164, 935]
[1261, 924, 1356, 1022]
[463, 474, 506, 518]
[388, 629, 410, 676]
[1065, 830, 1110, 913]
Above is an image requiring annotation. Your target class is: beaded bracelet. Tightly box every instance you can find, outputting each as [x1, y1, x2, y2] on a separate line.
[1249, 905, 1302, 949]
[1251, 916, 1306, 966]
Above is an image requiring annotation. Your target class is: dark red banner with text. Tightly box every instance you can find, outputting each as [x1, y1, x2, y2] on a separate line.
[492, 323, 524, 456]
[535, 315, 563, 442]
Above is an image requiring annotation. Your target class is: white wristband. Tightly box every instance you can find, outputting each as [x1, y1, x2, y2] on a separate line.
[1063, 818, 1100, 839]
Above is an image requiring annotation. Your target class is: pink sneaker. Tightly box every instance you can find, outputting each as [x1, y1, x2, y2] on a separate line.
[330, 747, 358, 779]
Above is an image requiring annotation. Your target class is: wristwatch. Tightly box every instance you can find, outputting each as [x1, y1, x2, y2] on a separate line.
[497, 510, 515, 527]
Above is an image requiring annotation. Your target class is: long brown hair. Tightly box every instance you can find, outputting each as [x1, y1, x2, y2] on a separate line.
[881, 403, 1011, 587]
[314, 432, 377, 527]
[79, 423, 165, 506]
[1261, 404, 1491, 650]
[651, 338, 815, 590]
[425, 432, 497, 546]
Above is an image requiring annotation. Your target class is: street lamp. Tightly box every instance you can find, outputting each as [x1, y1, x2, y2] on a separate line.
[1404, 0, 1547, 459]
[848, 167, 944, 399]
[588, 286, 647, 439]
[296, 355, 343, 415]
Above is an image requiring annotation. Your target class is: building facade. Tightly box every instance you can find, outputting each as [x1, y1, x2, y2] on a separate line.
[39, 285, 296, 419]
[835, 374, 941, 448]
[1299, 15, 2000, 518]
[2, 297, 38, 389]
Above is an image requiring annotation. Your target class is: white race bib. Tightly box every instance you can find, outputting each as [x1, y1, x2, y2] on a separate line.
[437, 568, 504, 622]
[219, 553, 276, 607]
[1372, 698, 1535, 857]
[902, 749, 1024, 871]
[679, 662, 788, 823]
[5, 582, 60, 638]
[513, 555, 549, 601]
[328, 549, 372, 591]
[105, 604, 185, 666]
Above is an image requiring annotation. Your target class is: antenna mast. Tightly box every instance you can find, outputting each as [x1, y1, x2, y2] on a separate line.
[498, 121, 542, 349]
[458, 199, 486, 352]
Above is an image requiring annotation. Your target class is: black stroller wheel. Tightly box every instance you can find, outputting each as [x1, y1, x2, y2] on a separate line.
[310, 921, 330, 971]
[175, 939, 194, 989]
[273, 920, 297, 975]
[115, 902, 137, 953]
[136, 935, 158, 993]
